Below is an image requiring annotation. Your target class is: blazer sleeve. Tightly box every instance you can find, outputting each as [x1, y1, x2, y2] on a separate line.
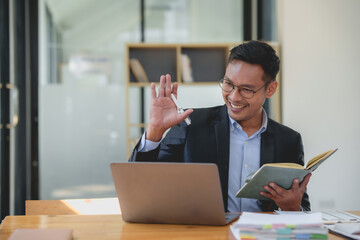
[261, 124, 311, 212]
[128, 122, 188, 163]
[297, 133, 311, 211]
[128, 138, 161, 162]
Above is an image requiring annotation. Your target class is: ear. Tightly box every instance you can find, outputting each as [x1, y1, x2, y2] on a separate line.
[265, 81, 278, 98]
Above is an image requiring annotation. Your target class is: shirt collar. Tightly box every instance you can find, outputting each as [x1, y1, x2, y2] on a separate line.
[228, 108, 268, 136]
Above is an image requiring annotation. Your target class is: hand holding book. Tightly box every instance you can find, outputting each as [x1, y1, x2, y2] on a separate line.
[236, 148, 338, 201]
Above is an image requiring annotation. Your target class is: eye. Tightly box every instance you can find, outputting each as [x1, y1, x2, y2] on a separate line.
[241, 88, 254, 94]
[224, 80, 233, 87]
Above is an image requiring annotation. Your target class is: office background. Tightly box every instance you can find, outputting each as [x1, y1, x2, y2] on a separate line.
[1, 0, 359, 218]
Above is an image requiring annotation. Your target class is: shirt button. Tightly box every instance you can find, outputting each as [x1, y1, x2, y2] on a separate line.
[245, 141, 248, 144]
[245, 164, 248, 168]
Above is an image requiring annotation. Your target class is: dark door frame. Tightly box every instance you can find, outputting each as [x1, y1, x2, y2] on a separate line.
[28, 0, 40, 203]
[12, 0, 39, 215]
[0, 0, 11, 220]
[0, 0, 39, 219]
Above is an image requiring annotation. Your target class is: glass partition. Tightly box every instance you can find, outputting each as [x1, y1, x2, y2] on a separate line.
[39, 0, 140, 199]
[145, 0, 243, 43]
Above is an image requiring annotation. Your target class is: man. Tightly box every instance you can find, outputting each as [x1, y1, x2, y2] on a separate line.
[129, 41, 311, 212]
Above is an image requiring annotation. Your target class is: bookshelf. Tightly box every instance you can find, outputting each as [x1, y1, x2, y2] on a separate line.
[125, 43, 280, 157]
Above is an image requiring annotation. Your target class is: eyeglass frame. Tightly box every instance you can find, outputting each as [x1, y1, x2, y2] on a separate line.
[219, 78, 271, 99]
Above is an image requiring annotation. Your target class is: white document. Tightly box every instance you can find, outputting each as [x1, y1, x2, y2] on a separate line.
[230, 212, 324, 239]
[235, 212, 323, 227]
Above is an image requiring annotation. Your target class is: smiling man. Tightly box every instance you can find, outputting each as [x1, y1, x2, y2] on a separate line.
[129, 41, 311, 212]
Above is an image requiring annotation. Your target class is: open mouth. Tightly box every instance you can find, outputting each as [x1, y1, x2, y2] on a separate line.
[229, 101, 247, 110]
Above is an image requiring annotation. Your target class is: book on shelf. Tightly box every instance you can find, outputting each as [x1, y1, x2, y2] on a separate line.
[236, 148, 338, 200]
[180, 54, 193, 83]
[129, 58, 149, 83]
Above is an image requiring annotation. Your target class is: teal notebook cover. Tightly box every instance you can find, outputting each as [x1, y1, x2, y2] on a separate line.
[236, 166, 310, 200]
[236, 148, 338, 200]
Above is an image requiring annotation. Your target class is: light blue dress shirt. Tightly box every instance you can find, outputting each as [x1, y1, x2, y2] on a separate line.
[138, 133, 160, 152]
[138, 109, 268, 212]
[227, 109, 268, 212]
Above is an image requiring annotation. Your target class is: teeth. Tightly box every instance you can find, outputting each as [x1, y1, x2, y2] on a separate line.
[230, 102, 246, 109]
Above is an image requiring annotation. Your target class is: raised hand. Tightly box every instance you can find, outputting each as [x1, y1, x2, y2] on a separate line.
[146, 74, 193, 141]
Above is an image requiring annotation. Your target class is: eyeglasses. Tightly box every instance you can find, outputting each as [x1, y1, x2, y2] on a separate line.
[219, 78, 268, 99]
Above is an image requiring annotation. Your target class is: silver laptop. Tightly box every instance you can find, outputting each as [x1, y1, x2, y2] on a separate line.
[110, 162, 240, 225]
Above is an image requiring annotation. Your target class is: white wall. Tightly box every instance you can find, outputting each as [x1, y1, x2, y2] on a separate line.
[279, 0, 360, 211]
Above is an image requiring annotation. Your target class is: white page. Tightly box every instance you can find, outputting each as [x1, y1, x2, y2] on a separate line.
[234, 212, 323, 226]
[230, 212, 324, 240]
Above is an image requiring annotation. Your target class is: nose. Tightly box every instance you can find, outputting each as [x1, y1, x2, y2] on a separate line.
[229, 87, 244, 100]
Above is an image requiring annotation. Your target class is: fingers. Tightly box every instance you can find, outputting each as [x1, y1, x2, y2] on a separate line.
[263, 183, 283, 199]
[260, 177, 311, 211]
[158, 74, 173, 98]
[299, 173, 312, 192]
[260, 190, 272, 200]
[150, 82, 157, 99]
[291, 178, 300, 191]
[165, 74, 171, 97]
[172, 82, 178, 97]
[158, 75, 166, 97]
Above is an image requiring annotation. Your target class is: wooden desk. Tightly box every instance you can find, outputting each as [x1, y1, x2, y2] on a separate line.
[25, 198, 120, 215]
[1, 213, 358, 240]
[0, 215, 235, 240]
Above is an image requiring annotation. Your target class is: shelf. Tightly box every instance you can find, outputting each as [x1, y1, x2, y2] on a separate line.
[128, 123, 148, 128]
[128, 47, 177, 83]
[127, 81, 220, 87]
[181, 47, 228, 83]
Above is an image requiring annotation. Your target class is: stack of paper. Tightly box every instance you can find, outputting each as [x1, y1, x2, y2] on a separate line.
[230, 212, 328, 239]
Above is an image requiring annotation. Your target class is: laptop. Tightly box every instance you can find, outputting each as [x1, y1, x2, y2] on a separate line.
[110, 162, 240, 226]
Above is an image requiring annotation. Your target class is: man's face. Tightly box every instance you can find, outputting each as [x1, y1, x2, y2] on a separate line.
[222, 60, 277, 125]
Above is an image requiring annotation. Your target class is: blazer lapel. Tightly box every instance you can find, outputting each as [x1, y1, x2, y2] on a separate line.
[260, 119, 277, 211]
[214, 106, 230, 164]
[260, 119, 275, 166]
[214, 105, 230, 210]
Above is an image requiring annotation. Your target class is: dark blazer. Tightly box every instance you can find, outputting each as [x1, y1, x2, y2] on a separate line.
[129, 105, 310, 212]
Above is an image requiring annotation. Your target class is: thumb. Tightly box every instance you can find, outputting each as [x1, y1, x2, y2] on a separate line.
[178, 109, 193, 122]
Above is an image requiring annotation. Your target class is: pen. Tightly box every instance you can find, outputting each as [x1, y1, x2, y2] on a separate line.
[170, 93, 191, 125]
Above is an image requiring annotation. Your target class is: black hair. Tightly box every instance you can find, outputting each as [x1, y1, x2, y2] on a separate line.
[228, 41, 280, 81]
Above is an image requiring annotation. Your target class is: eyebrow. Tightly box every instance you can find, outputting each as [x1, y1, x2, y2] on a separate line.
[223, 77, 256, 89]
